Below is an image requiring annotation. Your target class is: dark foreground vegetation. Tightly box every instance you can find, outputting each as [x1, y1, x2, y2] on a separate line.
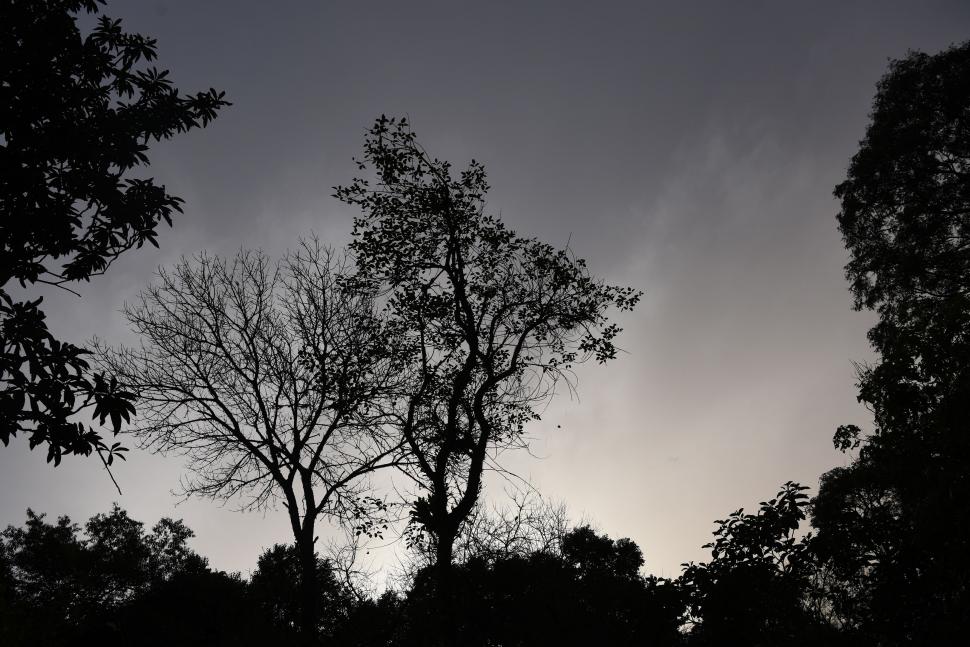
[3, 1, 970, 645]
[0, 494, 825, 647]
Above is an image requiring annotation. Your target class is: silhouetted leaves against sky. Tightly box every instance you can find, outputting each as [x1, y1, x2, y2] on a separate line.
[0, 0, 227, 466]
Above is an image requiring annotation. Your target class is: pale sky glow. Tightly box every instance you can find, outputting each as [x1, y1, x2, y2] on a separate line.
[2, 0, 968, 583]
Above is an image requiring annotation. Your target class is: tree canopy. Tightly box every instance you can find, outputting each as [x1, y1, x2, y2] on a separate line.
[336, 116, 641, 580]
[0, 0, 228, 465]
[814, 40, 970, 644]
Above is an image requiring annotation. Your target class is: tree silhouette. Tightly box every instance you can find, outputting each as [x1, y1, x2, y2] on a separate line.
[680, 482, 834, 646]
[401, 526, 683, 647]
[808, 463, 898, 638]
[0, 540, 18, 645]
[97, 241, 402, 641]
[114, 568, 279, 647]
[0, 511, 89, 645]
[0, 505, 210, 646]
[336, 117, 641, 619]
[0, 0, 228, 466]
[250, 543, 353, 640]
[814, 40, 970, 644]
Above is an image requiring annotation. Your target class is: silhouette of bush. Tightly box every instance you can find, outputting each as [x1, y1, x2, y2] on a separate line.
[679, 483, 837, 646]
[0, 506, 220, 646]
[398, 526, 683, 647]
[109, 569, 281, 647]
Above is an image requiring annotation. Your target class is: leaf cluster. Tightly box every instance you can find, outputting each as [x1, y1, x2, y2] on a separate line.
[679, 483, 821, 645]
[0, 0, 228, 463]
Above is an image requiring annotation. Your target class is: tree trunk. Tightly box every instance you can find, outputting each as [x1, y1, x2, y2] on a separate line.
[435, 524, 456, 573]
[296, 529, 319, 645]
[433, 520, 459, 646]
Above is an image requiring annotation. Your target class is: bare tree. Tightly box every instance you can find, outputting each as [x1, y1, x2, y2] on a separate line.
[96, 240, 401, 640]
[452, 490, 571, 563]
[395, 488, 572, 587]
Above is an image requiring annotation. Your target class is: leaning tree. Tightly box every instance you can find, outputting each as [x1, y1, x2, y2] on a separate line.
[335, 117, 641, 593]
[97, 241, 402, 641]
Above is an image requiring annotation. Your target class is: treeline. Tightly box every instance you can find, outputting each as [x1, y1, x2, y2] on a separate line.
[0, 474, 939, 646]
[0, 494, 820, 647]
[0, 505, 311, 645]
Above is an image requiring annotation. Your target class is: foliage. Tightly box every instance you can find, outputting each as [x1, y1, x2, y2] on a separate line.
[833, 40, 970, 469]
[0, 505, 680, 647]
[0, 505, 209, 645]
[0, 0, 228, 465]
[114, 568, 280, 647]
[250, 543, 353, 640]
[400, 526, 683, 647]
[336, 116, 641, 574]
[562, 524, 644, 580]
[809, 464, 899, 636]
[332, 591, 408, 647]
[679, 482, 833, 646]
[836, 42, 970, 317]
[816, 39, 970, 644]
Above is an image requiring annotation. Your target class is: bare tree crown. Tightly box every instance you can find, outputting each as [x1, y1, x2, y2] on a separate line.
[97, 240, 402, 527]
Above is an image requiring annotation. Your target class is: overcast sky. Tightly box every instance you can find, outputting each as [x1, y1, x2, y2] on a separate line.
[3, 0, 969, 582]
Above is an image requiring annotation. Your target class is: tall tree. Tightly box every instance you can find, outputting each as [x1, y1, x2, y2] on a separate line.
[0, 0, 228, 465]
[97, 241, 401, 641]
[335, 117, 641, 594]
[814, 40, 970, 643]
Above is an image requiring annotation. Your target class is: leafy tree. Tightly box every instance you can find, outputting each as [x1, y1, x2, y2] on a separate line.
[815, 40, 970, 643]
[401, 526, 683, 647]
[679, 482, 833, 646]
[0, 505, 207, 646]
[808, 464, 899, 639]
[562, 524, 644, 580]
[146, 516, 208, 581]
[250, 543, 353, 641]
[0, 540, 18, 645]
[836, 43, 970, 319]
[83, 504, 153, 610]
[833, 41, 970, 474]
[335, 116, 641, 597]
[0, 511, 89, 644]
[0, 0, 228, 466]
[97, 241, 402, 641]
[113, 568, 280, 647]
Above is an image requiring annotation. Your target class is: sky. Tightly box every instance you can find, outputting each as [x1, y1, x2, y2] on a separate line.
[3, 0, 970, 583]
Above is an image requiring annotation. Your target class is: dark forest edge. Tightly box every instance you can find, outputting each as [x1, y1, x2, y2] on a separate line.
[0, 493, 825, 647]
